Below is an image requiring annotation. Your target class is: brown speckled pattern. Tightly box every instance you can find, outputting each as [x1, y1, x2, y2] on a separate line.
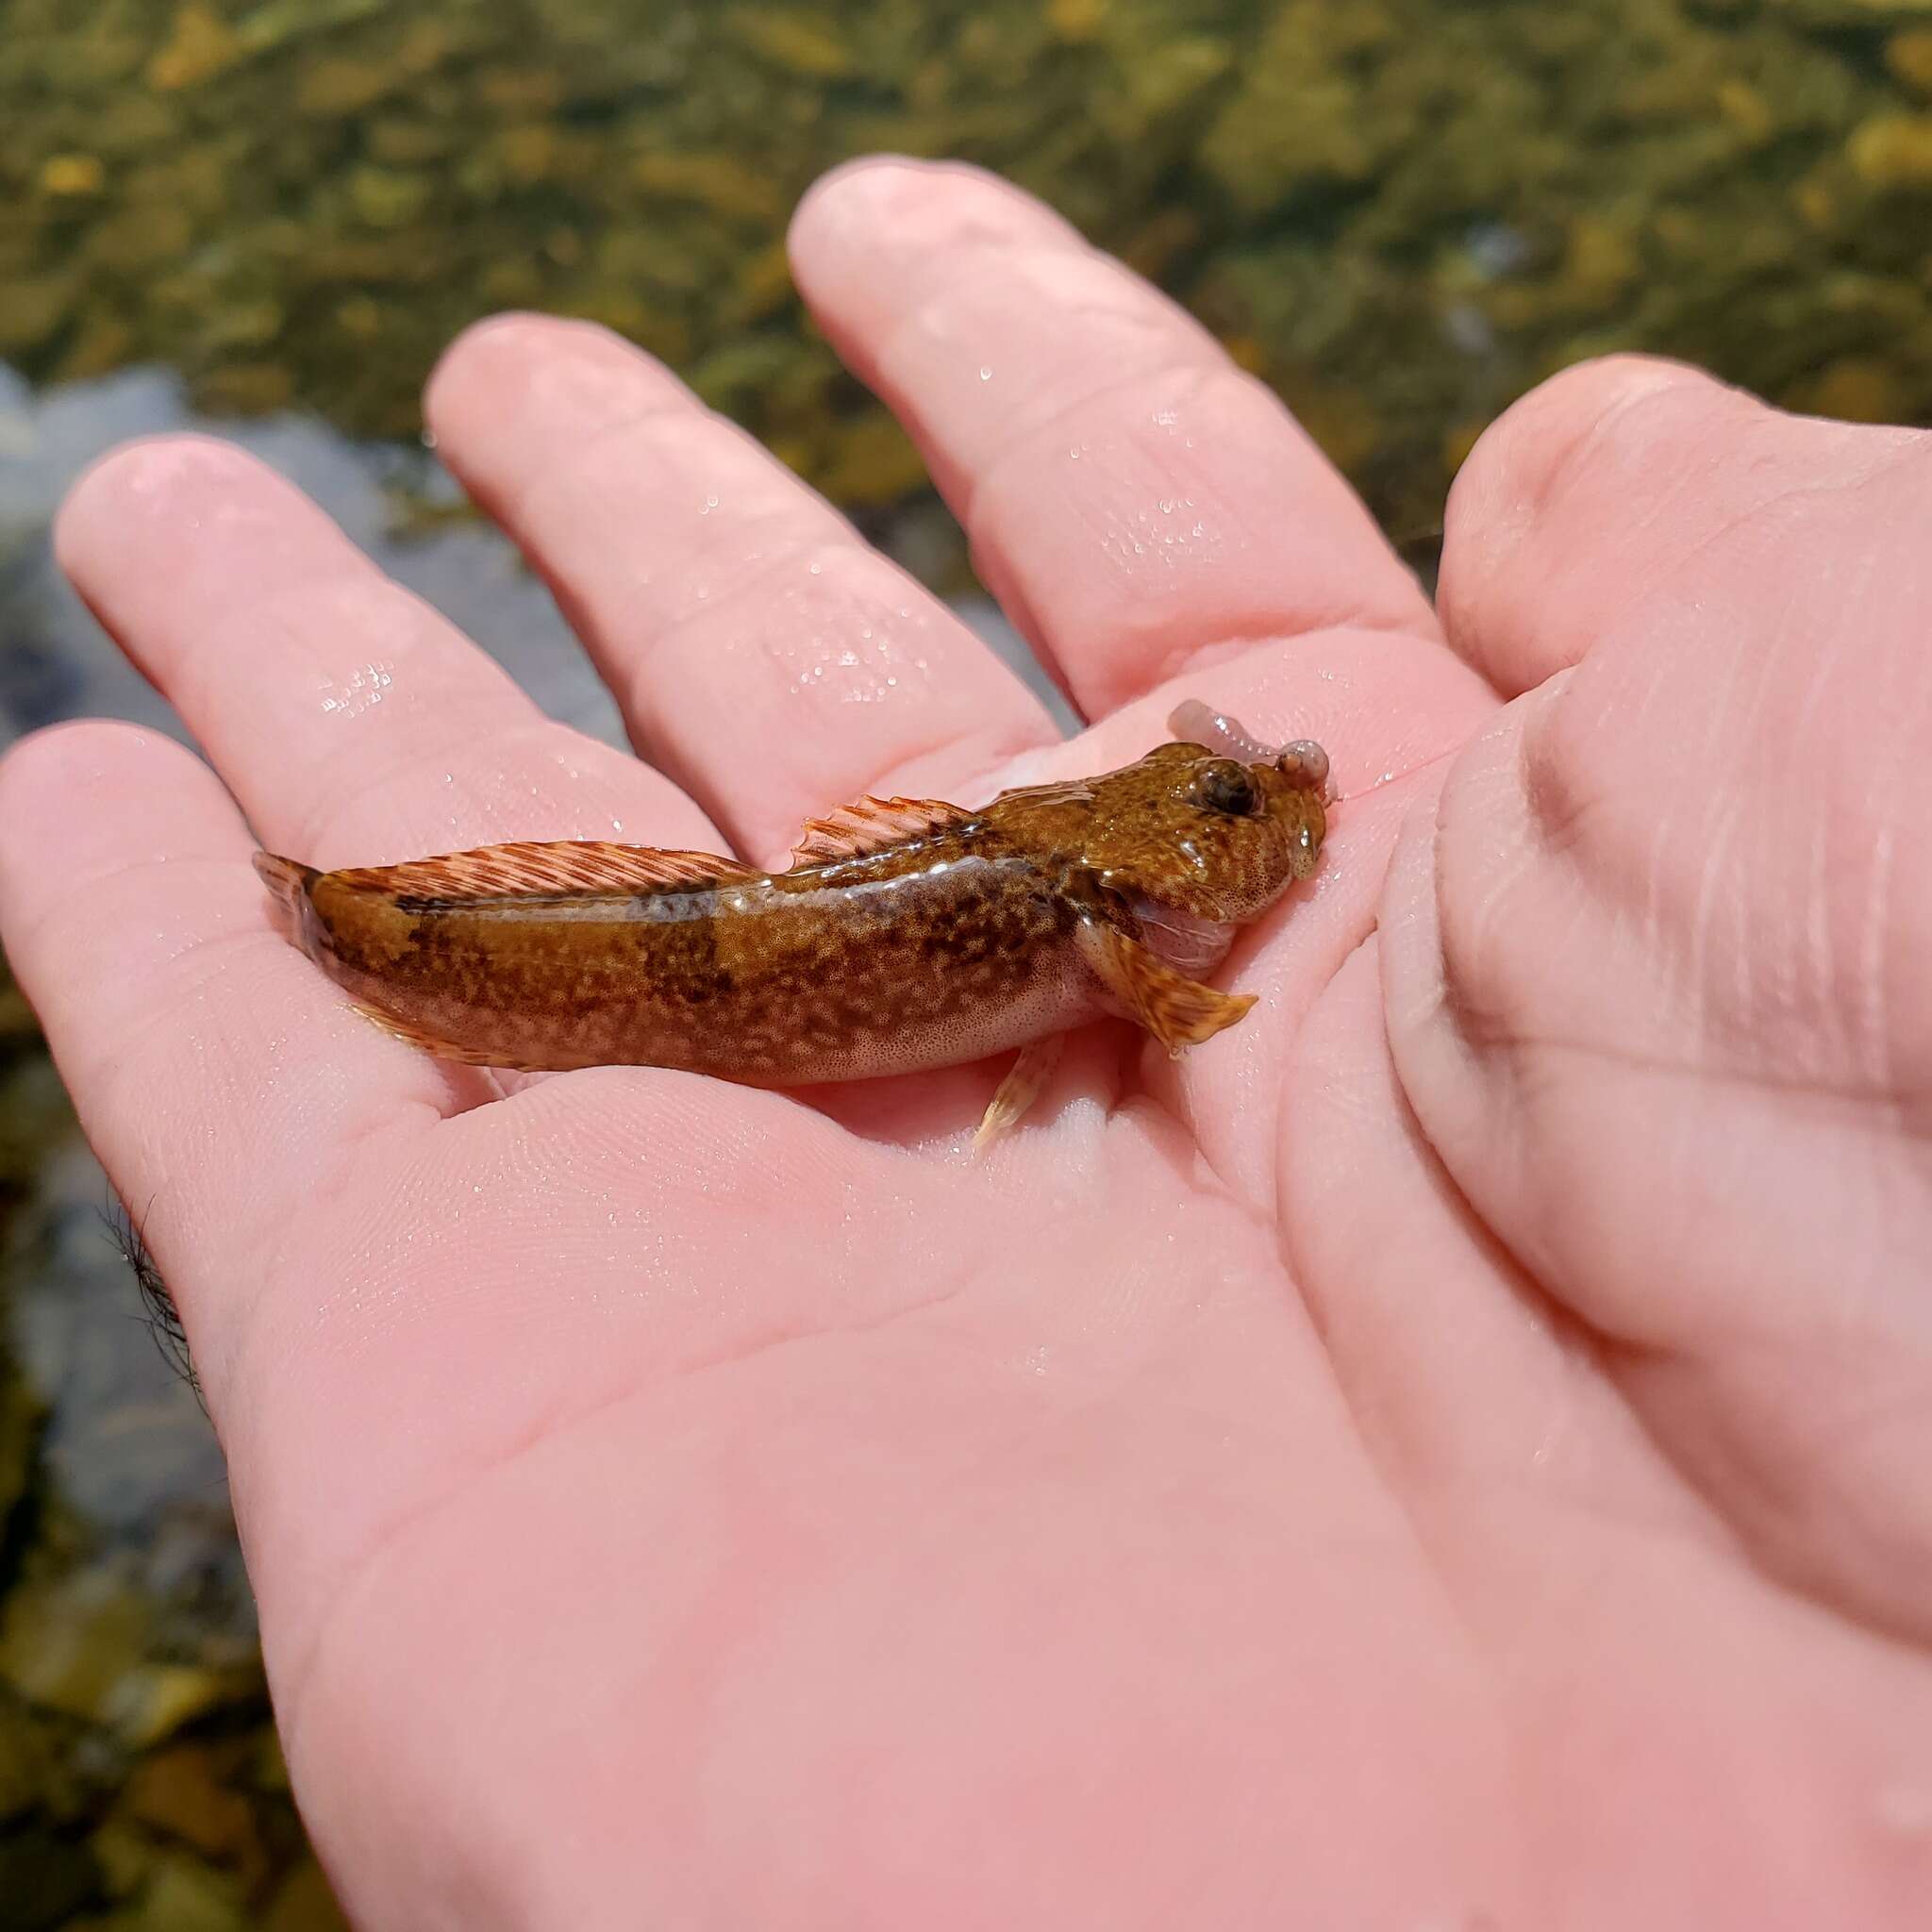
[261, 731, 1327, 1084]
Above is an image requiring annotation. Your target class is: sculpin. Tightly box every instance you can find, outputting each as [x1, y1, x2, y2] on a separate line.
[256, 702, 1330, 1142]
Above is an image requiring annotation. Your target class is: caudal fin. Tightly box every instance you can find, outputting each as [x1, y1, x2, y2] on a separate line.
[253, 851, 319, 920]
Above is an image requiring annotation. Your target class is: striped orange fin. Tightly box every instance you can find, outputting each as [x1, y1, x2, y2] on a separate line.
[1077, 922, 1255, 1056]
[325, 840, 760, 904]
[791, 796, 971, 864]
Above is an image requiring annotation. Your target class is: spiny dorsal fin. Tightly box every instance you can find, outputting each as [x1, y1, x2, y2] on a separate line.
[790, 795, 973, 865]
[328, 840, 760, 904]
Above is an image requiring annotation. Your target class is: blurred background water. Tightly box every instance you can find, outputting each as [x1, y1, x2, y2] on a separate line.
[4, 1, 1931, 1923]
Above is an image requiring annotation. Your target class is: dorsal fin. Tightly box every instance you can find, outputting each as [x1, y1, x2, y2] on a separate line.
[328, 840, 760, 904]
[790, 795, 973, 865]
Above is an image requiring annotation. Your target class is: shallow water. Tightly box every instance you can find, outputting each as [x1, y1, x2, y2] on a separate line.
[4, 0, 1931, 1921]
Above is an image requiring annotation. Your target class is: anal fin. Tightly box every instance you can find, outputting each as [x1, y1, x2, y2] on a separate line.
[1077, 922, 1256, 1057]
[351, 1002, 545, 1074]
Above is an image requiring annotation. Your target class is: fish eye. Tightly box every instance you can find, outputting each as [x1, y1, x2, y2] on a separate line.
[1191, 758, 1257, 816]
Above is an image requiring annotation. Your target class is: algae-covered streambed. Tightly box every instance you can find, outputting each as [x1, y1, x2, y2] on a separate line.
[4, 2, 1932, 1923]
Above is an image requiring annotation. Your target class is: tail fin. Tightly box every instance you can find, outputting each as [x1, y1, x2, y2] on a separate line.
[253, 851, 319, 921]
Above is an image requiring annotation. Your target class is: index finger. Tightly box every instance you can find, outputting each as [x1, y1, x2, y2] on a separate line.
[789, 158, 1439, 721]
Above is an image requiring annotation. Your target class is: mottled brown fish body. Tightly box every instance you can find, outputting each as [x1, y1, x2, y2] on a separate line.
[285, 842, 1100, 1083]
[256, 708, 1330, 1131]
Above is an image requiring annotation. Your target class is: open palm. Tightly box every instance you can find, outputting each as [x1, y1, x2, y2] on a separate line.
[3, 160, 1928, 1929]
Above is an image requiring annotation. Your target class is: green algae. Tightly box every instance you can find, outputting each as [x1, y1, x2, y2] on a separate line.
[2, 0, 1926, 540]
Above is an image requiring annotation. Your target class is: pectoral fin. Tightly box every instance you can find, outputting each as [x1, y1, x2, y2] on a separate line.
[1077, 923, 1256, 1057]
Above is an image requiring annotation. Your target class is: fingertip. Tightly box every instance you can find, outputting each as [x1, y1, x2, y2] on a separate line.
[56, 434, 266, 578]
[425, 310, 578, 413]
[425, 310, 537, 411]
[54, 436, 369, 669]
[790, 153, 955, 249]
[789, 153, 1084, 292]
[424, 310, 687, 452]
[790, 151, 928, 233]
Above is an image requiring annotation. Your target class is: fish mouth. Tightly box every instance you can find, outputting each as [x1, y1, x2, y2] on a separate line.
[1166, 700, 1333, 801]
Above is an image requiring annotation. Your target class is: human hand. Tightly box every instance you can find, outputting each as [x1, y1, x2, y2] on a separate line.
[2, 158, 1926, 1928]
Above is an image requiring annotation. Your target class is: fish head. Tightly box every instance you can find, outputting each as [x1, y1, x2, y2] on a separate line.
[1065, 702, 1330, 922]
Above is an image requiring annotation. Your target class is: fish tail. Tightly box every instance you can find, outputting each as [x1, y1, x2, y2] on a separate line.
[253, 851, 319, 919]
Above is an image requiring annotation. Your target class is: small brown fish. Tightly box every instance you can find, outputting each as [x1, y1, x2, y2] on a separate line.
[256, 703, 1329, 1143]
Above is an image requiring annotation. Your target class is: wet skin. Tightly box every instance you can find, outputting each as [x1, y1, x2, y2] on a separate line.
[1, 159, 1928, 1930]
[257, 721, 1326, 1114]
